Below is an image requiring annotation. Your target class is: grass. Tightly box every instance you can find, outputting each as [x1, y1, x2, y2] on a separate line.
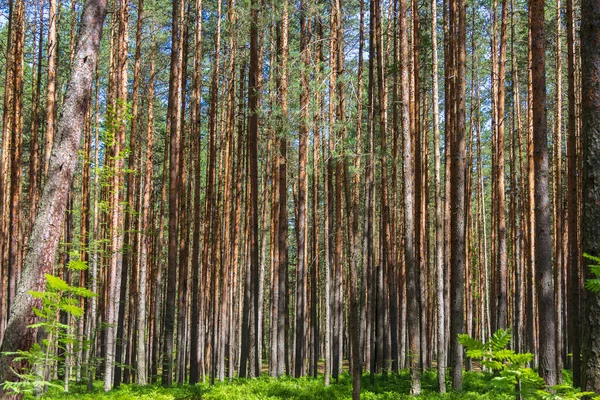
[34, 370, 515, 400]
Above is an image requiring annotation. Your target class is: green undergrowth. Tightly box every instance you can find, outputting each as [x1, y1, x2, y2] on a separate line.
[35, 370, 519, 400]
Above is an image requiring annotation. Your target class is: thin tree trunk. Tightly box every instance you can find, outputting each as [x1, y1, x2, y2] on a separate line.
[44, 0, 59, 179]
[566, 0, 580, 385]
[553, 0, 564, 380]
[239, 0, 261, 377]
[432, 0, 445, 389]
[295, 0, 310, 378]
[189, 0, 204, 384]
[495, 0, 508, 332]
[137, 43, 154, 386]
[401, 0, 419, 391]
[104, 0, 129, 389]
[162, 0, 184, 385]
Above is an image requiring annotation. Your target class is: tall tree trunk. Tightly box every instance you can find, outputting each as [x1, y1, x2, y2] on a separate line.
[105, 0, 129, 389]
[401, 0, 419, 392]
[531, 0, 557, 386]
[553, 0, 564, 380]
[294, 0, 310, 378]
[137, 43, 154, 387]
[6, 0, 24, 335]
[450, 0, 466, 389]
[566, 0, 580, 385]
[189, 0, 204, 384]
[239, 0, 261, 377]
[0, 0, 107, 390]
[580, 0, 600, 391]
[495, 0, 508, 332]
[44, 0, 59, 179]
[162, 0, 184, 385]
[432, 0, 445, 389]
[28, 3, 44, 232]
[277, 1, 289, 377]
[114, 0, 133, 386]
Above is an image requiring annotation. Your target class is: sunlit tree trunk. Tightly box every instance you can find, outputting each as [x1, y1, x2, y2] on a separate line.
[162, 0, 184, 385]
[44, 0, 59, 179]
[137, 45, 154, 386]
[566, 0, 581, 385]
[0, 0, 107, 390]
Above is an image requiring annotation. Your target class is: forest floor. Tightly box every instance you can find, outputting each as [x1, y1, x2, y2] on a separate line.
[36, 370, 517, 399]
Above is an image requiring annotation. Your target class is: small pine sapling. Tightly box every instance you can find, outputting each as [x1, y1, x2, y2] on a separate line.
[2, 259, 96, 397]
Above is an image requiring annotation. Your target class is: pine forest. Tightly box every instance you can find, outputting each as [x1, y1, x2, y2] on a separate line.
[0, 0, 599, 398]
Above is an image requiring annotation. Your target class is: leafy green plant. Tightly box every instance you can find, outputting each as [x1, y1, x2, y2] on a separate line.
[2, 261, 96, 397]
[460, 329, 596, 400]
[584, 253, 600, 292]
[459, 329, 543, 398]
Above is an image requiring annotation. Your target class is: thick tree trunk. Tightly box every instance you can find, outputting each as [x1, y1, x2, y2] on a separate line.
[580, 0, 600, 391]
[531, 0, 557, 386]
[0, 0, 107, 392]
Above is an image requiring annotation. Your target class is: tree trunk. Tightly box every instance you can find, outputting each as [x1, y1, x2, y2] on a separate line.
[566, 0, 580, 385]
[580, 0, 600, 391]
[189, 0, 204, 384]
[531, 0, 557, 386]
[401, 0, 419, 392]
[44, 0, 59, 179]
[432, 0, 445, 389]
[495, 0, 508, 332]
[450, 0, 466, 389]
[137, 42, 154, 386]
[294, 0, 310, 378]
[162, 0, 184, 385]
[0, 0, 107, 391]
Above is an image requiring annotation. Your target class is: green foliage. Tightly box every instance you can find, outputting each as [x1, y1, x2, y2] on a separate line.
[2, 260, 96, 397]
[24, 369, 599, 400]
[459, 329, 542, 398]
[584, 253, 600, 292]
[27, 371, 514, 400]
[460, 330, 597, 400]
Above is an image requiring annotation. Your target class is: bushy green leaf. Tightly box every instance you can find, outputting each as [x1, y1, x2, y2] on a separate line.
[459, 334, 484, 350]
[585, 279, 600, 293]
[67, 259, 88, 271]
[45, 274, 71, 291]
[59, 303, 84, 317]
[70, 286, 97, 298]
[489, 329, 512, 351]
